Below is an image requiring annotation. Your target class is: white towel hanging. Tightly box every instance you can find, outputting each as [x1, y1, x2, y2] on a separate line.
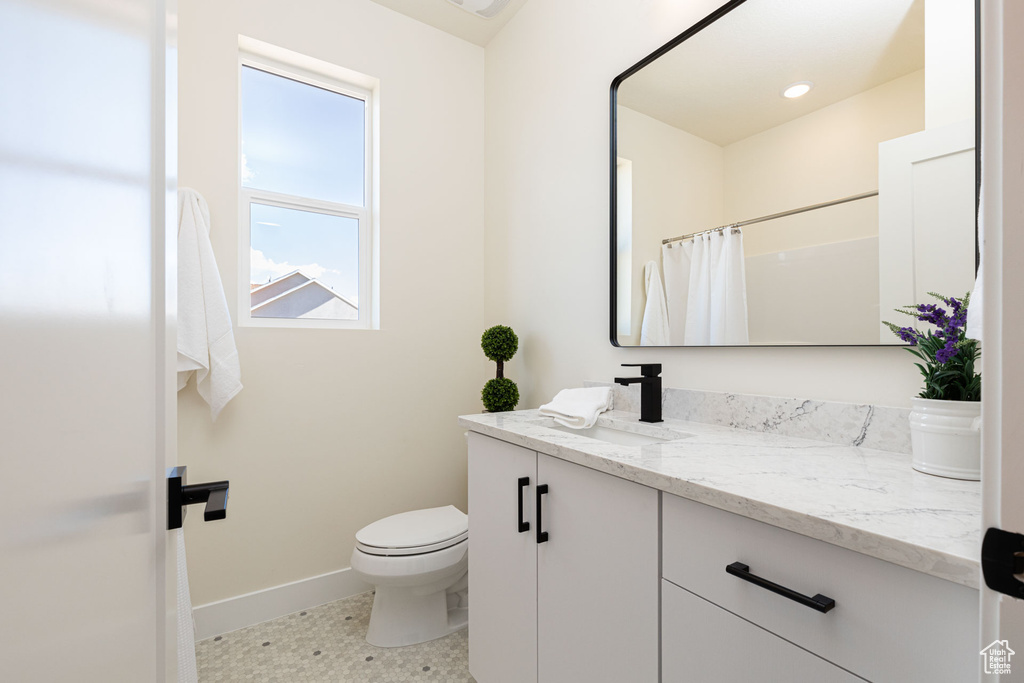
[640, 261, 670, 346]
[177, 188, 242, 420]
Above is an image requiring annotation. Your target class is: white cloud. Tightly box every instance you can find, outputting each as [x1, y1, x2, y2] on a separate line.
[240, 152, 255, 184]
[250, 248, 338, 284]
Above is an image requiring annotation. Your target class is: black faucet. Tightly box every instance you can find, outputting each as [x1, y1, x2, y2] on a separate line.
[614, 363, 663, 423]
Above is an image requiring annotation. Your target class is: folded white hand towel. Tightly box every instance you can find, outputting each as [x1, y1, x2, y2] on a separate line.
[177, 188, 243, 420]
[538, 387, 612, 429]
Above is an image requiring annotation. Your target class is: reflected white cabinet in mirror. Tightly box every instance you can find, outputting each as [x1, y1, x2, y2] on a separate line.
[610, 0, 978, 347]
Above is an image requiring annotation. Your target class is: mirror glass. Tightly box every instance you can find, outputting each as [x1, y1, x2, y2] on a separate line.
[611, 0, 977, 346]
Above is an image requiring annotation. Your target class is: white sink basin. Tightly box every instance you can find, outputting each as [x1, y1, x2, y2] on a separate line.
[547, 423, 680, 447]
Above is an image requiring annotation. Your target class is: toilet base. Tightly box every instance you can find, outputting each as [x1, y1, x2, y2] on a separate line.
[365, 578, 469, 647]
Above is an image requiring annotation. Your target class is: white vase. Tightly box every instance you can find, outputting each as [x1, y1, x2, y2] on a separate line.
[908, 397, 982, 480]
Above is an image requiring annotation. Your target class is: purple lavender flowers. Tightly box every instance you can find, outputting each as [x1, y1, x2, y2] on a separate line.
[883, 292, 981, 401]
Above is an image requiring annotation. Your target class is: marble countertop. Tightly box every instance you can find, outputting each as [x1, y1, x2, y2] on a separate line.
[458, 409, 981, 588]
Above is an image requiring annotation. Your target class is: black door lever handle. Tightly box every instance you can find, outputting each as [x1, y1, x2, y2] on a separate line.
[168, 466, 230, 530]
[187, 482, 229, 522]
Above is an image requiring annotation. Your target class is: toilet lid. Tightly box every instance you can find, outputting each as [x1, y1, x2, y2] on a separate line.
[356, 505, 468, 552]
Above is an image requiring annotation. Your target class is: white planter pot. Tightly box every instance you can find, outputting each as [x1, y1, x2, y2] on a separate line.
[909, 398, 981, 480]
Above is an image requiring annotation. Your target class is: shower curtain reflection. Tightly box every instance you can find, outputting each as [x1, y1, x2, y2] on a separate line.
[662, 228, 749, 345]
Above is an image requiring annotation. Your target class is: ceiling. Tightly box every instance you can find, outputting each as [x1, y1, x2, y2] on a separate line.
[617, 0, 925, 147]
[369, 0, 530, 46]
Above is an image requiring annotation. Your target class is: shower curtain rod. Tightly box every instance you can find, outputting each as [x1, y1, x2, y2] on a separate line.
[661, 190, 879, 245]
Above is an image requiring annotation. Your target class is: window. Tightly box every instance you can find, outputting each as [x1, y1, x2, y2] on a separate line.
[239, 54, 375, 328]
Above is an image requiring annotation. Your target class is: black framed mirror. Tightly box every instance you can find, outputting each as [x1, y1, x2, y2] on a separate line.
[610, 0, 979, 347]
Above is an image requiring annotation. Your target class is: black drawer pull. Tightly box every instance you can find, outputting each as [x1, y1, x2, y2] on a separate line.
[517, 477, 530, 533]
[726, 562, 835, 614]
[536, 484, 549, 543]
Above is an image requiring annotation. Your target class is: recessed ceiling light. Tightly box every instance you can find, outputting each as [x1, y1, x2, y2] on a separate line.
[782, 81, 814, 99]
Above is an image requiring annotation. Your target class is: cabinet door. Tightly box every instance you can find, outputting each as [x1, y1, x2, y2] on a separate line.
[536, 454, 659, 683]
[467, 433, 538, 683]
[663, 581, 864, 683]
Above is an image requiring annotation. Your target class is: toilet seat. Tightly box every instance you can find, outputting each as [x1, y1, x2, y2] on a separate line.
[355, 505, 468, 557]
[356, 529, 468, 556]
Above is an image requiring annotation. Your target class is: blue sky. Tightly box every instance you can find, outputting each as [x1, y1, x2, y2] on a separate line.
[242, 66, 364, 304]
[250, 203, 359, 303]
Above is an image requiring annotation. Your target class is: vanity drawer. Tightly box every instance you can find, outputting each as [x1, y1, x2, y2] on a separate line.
[662, 580, 862, 683]
[662, 493, 977, 683]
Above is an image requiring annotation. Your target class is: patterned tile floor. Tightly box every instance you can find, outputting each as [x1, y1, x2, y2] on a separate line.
[196, 591, 475, 682]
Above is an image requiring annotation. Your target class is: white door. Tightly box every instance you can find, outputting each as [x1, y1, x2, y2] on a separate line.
[467, 433, 538, 683]
[878, 121, 976, 340]
[0, 0, 177, 680]
[536, 453, 659, 683]
[979, 0, 1024, 675]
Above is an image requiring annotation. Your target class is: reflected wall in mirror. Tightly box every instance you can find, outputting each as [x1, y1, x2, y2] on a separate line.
[611, 0, 977, 347]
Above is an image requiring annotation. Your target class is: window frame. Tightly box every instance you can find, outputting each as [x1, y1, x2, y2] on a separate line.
[237, 53, 375, 330]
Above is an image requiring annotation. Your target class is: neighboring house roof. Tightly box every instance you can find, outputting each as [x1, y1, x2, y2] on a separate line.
[250, 270, 357, 320]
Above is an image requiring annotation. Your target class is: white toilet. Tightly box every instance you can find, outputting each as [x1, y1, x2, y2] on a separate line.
[350, 505, 469, 647]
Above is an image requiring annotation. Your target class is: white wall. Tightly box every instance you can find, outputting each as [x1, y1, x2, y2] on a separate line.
[725, 70, 924, 256]
[925, 0, 975, 129]
[178, 0, 486, 606]
[485, 0, 922, 408]
[723, 70, 923, 344]
[615, 105, 723, 344]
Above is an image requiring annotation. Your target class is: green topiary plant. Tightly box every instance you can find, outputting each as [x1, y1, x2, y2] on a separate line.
[481, 377, 520, 413]
[481, 325, 519, 411]
[480, 325, 518, 378]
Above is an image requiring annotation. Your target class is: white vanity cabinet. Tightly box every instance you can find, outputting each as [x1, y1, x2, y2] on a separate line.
[467, 432, 659, 683]
[662, 580, 862, 682]
[661, 493, 979, 683]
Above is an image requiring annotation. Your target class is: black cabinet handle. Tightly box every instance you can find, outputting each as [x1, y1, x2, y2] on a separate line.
[726, 562, 835, 613]
[517, 477, 530, 533]
[536, 484, 549, 543]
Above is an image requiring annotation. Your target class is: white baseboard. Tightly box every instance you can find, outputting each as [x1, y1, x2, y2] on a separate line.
[192, 567, 372, 641]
